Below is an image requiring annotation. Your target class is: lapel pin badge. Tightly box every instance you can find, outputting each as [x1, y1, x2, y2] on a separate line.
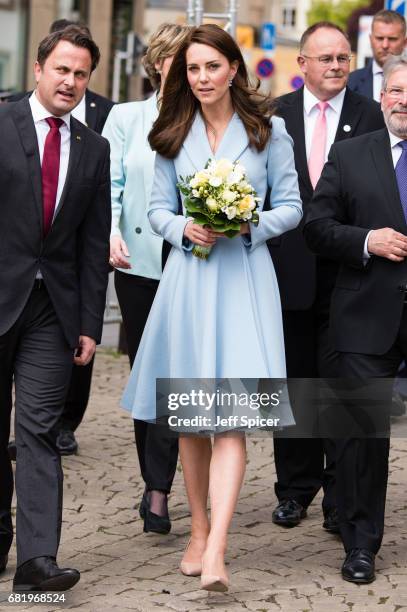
[90, 102, 96, 107]
[76, 135, 81, 141]
[343, 124, 351, 133]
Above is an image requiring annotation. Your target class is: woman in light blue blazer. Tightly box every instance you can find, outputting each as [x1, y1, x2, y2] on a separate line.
[122, 25, 302, 590]
[103, 23, 190, 535]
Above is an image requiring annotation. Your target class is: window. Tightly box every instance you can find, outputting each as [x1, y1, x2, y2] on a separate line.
[0, 0, 27, 92]
[282, 7, 296, 28]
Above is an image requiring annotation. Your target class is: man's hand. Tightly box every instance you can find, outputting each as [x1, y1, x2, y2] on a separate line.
[74, 335, 96, 366]
[109, 235, 131, 269]
[367, 228, 407, 262]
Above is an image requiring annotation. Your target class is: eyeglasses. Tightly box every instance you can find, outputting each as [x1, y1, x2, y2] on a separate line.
[384, 87, 407, 99]
[301, 54, 353, 65]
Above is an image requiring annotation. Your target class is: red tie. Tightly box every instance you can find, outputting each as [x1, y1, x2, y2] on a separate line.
[42, 117, 63, 236]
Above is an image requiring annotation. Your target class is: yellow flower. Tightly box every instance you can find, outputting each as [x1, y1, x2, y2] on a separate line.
[238, 195, 256, 213]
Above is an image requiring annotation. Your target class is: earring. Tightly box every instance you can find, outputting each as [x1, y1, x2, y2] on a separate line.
[229, 78, 233, 87]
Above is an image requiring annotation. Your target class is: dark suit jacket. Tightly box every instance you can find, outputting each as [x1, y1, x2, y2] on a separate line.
[0, 97, 111, 347]
[347, 60, 374, 100]
[8, 90, 114, 135]
[85, 89, 114, 134]
[268, 86, 384, 311]
[304, 128, 407, 355]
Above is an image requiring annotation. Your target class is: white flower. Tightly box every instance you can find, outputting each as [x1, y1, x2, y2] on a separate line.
[209, 175, 223, 187]
[222, 189, 237, 203]
[192, 189, 200, 197]
[190, 170, 209, 188]
[212, 158, 234, 178]
[226, 170, 244, 185]
[225, 206, 237, 220]
[206, 197, 218, 211]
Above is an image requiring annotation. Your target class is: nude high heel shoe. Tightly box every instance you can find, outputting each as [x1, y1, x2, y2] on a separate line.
[180, 539, 202, 576]
[200, 574, 229, 592]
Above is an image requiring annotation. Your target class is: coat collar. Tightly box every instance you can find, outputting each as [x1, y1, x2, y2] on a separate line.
[11, 97, 86, 237]
[52, 116, 86, 226]
[142, 95, 159, 209]
[370, 128, 407, 232]
[334, 87, 365, 142]
[182, 110, 249, 171]
[11, 97, 44, 234]
[278, 87, 312, 196]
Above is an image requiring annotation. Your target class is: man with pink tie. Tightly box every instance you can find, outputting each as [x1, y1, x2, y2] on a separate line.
[268, 22, 385, 542]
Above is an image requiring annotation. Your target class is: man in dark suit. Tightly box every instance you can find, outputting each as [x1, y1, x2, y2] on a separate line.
[0, 26, 111, 591]
[348, 9, 406, 102]
[304, 52, 407, 583]
[269, 22, 385, 532]
[7, 19, 114, 457]
[348, 10, 407, 416]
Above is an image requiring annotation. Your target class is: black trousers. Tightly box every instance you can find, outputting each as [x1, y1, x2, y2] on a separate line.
[273, 308, 337, 512]
[333, 308, 407, 553]
[115, 270, 178, 493]
[0, 283, 73, 565]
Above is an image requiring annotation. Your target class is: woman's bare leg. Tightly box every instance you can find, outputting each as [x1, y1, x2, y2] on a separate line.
[202, 433, 246, 581]
[179, 435, 212, 565]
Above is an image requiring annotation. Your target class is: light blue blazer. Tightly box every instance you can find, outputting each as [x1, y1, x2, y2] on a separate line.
[148, 112, 302, 250]
[102, 95, 163, 280]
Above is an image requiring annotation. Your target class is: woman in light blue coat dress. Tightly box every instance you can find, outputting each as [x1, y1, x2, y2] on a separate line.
[122, 24, 302, 591]
[103, 23, 190, 535]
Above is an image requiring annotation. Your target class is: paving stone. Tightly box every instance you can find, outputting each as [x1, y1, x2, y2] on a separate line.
[3, 352, 407, 611]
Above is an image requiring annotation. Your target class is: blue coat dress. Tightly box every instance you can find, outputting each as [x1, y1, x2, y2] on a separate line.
[122, 112, 302, 423]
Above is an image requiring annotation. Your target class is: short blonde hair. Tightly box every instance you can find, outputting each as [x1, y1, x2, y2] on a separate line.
[142, 22, 191, 90]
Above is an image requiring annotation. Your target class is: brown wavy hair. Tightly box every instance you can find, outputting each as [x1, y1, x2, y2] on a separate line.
[149, 24, 273, 159]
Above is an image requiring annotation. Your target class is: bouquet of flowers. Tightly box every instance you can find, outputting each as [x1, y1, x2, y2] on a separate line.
[178, 158, 260, 260]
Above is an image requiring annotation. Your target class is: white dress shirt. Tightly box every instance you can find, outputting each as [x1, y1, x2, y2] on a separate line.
[29, 91, 71, 212]
[71, 93, 86, 125]
[372, 59, 384, 103]
[303, 86, 346, 164]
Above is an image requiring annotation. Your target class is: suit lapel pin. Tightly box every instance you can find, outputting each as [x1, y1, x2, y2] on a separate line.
[90, 102, 96, 108]
[76, 135, 81, 141]
[343, 124, 351, 133]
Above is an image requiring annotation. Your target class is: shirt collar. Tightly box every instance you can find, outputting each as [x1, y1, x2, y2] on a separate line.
[71, 93, 86, 124]
[372, 59, 383, 76]
[389, 129, 405, 150]
[29, 91, 71, 130]
[303, 85, 346, 115]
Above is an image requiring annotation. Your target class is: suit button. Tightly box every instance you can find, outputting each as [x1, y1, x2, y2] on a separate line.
[135, 227, 142, 234]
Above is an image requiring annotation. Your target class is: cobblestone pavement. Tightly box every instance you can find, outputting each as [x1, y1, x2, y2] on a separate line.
[1, 351, 407, 612]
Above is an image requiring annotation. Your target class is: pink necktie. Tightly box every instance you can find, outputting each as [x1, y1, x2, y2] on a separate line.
[308, 101, 328, 189]
[42, 117, 63, 236]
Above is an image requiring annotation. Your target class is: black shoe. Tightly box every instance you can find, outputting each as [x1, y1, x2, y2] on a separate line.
[13, 556, 80, 592]
[139, 490, 171, 535]
[390, 392, 406, 417]
[272, 499, 306, 527]
[323, 508, 340, 534]
[341, 549, 375, 584]
[0, 554, 8, 574]
[8, 441, 16, 462]
[56, 430, 78, 456]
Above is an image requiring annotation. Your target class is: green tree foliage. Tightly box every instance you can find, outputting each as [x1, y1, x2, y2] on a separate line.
[307, 0, 371, 31]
